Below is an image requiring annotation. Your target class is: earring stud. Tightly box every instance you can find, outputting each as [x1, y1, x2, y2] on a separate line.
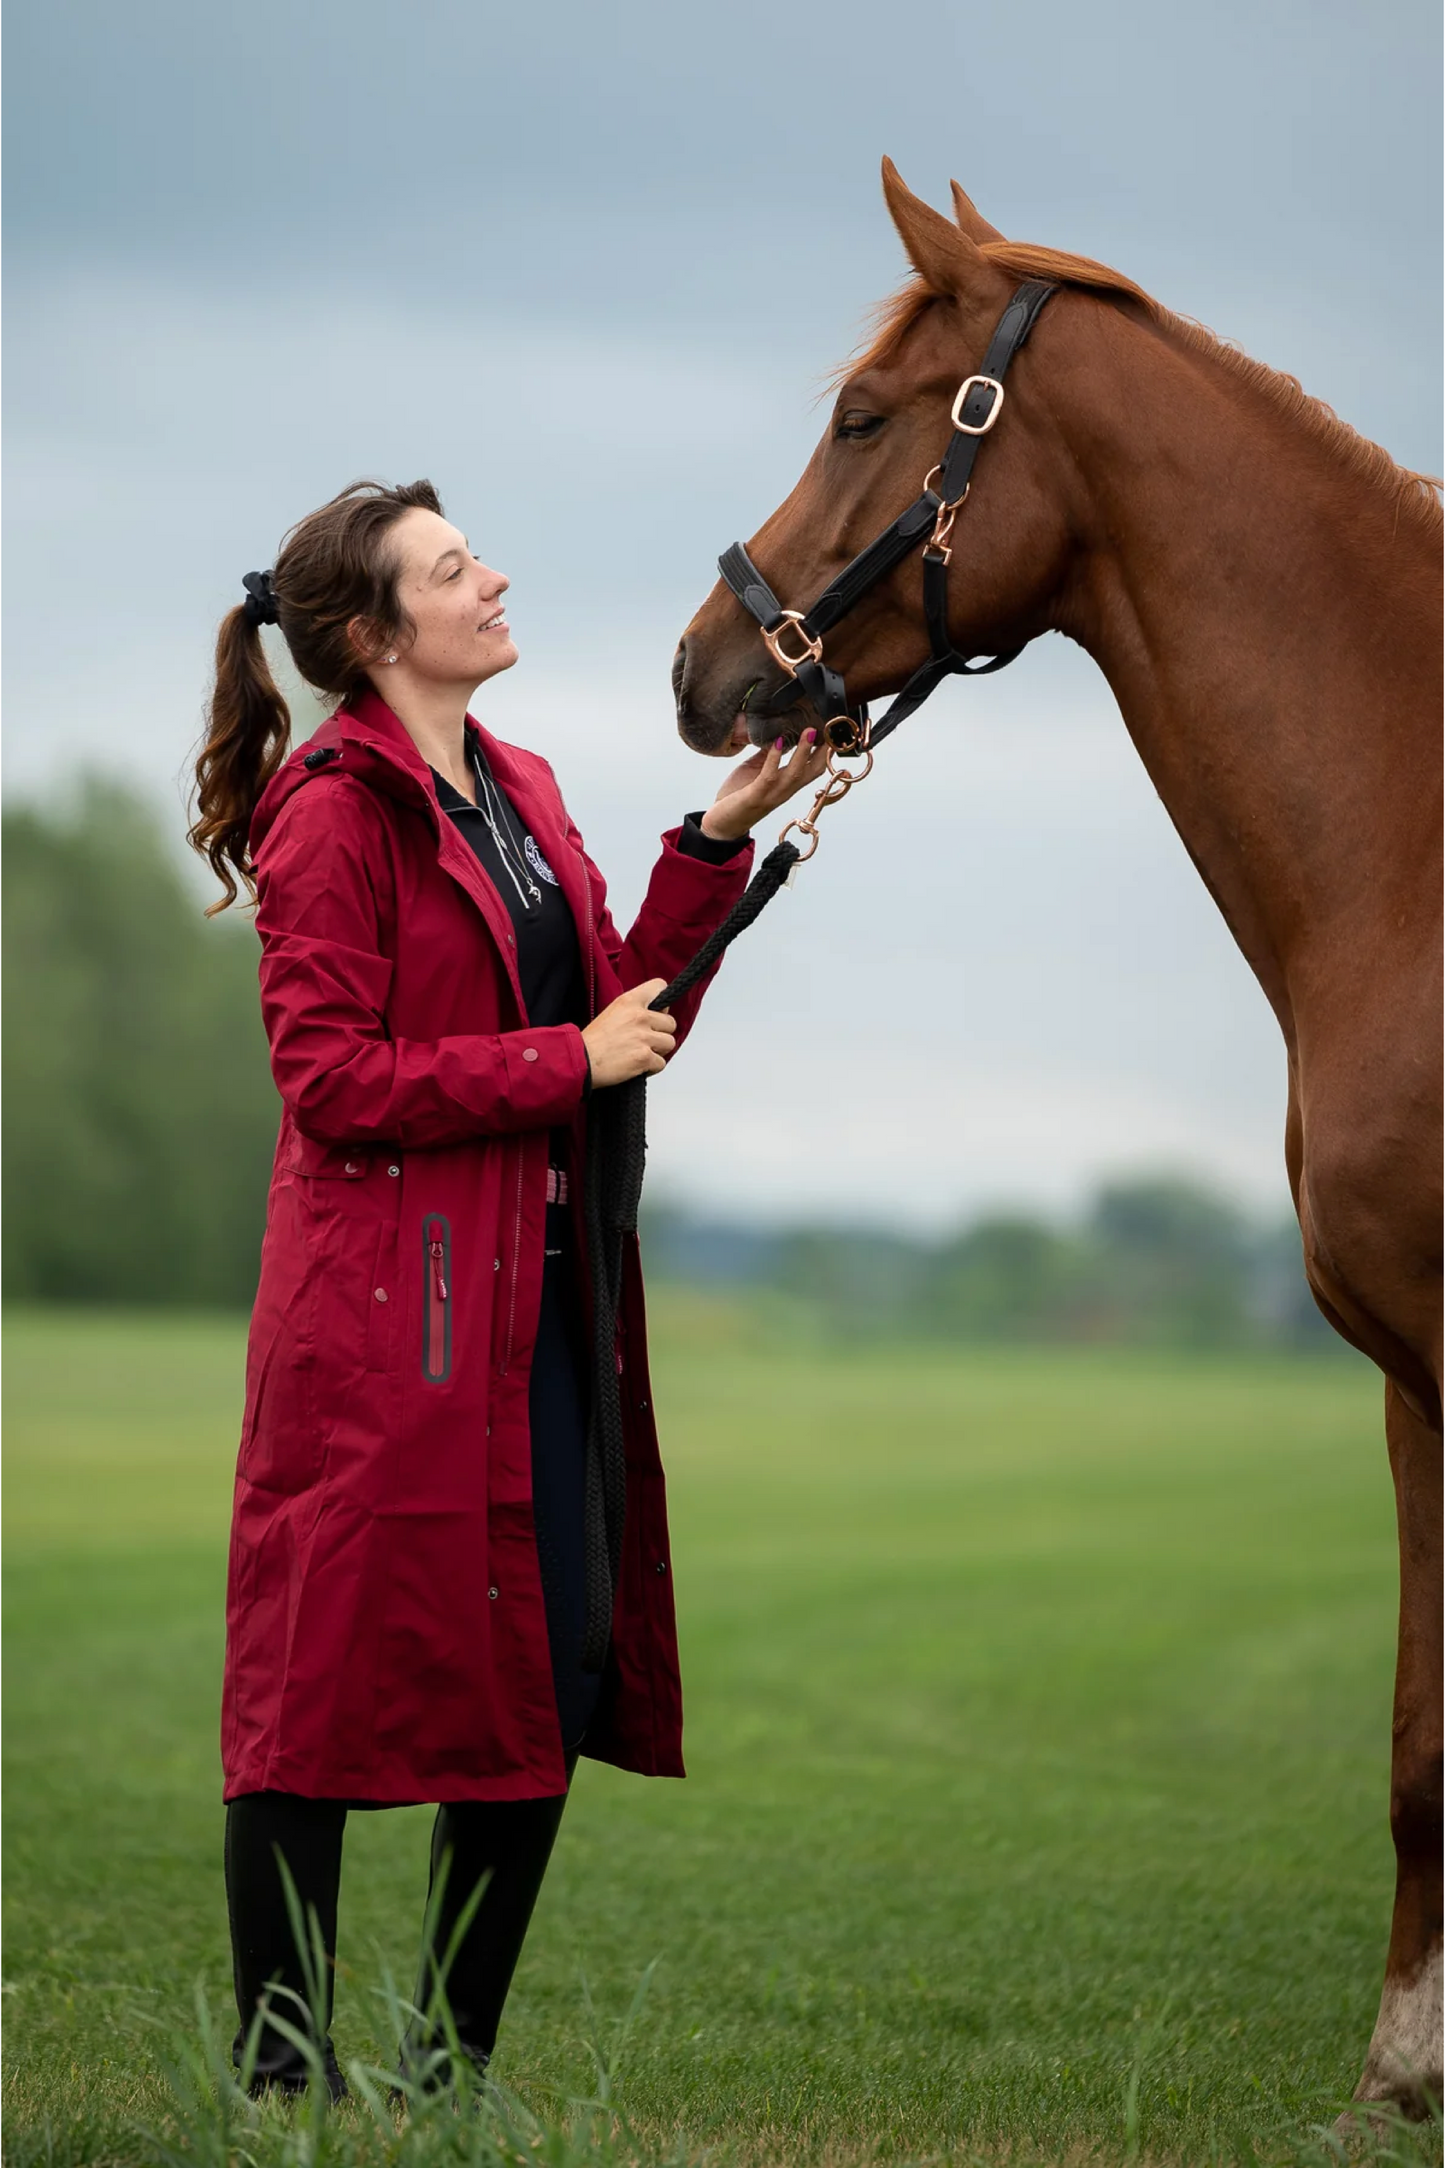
[384, 653, 397, 664]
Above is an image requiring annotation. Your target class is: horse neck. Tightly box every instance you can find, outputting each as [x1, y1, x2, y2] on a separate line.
[1047, 302, 1440, 1028]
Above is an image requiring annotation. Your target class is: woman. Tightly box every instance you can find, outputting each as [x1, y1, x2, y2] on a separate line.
[191, 477, 823, 2096]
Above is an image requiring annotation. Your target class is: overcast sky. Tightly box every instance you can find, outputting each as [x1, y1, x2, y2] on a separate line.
[5, 0, 1440, 1228]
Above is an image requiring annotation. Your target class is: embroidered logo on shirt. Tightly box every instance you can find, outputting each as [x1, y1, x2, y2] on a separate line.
[524, 835, 559, 886]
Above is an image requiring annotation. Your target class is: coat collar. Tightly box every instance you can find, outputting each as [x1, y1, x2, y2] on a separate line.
[254, 687, 594, 1020]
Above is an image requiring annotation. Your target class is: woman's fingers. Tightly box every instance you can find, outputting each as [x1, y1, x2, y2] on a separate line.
[749, 729, 826, 810]
[581, 979, 683, 1086]
[643, 1002, 673, 1067]
[638, 987, 676, 1066]
[701, 731, 831, 841]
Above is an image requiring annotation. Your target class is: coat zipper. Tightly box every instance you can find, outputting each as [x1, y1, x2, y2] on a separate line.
[422, 1213, 452, 1383]
[500, 1146, 525, 1374]
[580, 850, 596, 1018]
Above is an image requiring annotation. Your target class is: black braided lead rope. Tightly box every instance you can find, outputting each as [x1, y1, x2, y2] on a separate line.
[579, 838, 801, 1670]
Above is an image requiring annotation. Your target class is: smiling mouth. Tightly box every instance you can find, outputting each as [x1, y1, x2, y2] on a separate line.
[480, 610, 508, 633]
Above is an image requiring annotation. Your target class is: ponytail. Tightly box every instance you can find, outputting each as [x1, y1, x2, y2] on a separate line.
[190, 604, 292, 915]
[190, 479, 443, 911]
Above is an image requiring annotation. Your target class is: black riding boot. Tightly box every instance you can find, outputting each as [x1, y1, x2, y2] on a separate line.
[403, 1782, 572, 2084]
[224, 1791, 349, 2100]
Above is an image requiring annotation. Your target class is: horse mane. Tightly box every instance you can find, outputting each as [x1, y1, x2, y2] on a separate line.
[839, 242, 1443, 531]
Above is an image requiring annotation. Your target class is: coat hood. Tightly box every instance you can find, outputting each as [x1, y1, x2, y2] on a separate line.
[250, 688, 452, 859]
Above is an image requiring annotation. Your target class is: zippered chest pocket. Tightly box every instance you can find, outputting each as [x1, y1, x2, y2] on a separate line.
[421, 1213, 453, 1384]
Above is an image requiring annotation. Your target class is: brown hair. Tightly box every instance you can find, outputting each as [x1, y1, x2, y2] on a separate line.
[190, 478, 443, 912]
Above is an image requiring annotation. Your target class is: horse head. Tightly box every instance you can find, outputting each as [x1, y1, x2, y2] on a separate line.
[674, 160, 1089, 755]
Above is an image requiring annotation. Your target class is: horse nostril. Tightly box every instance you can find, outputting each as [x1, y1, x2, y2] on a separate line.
[670, 641, 687, 704]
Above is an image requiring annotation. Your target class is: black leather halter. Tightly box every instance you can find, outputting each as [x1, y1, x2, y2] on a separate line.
[718, 278, 1056, 752]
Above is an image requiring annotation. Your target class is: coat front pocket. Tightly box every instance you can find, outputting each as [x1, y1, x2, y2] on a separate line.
[421, 1213, 453, 1384]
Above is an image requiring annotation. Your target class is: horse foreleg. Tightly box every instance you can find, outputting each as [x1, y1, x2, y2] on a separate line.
[1351, 1378, 1443, 2119]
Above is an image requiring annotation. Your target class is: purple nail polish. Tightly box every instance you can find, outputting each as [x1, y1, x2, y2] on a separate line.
[775, 737, 785, 750]
[805, 728, 817, 743]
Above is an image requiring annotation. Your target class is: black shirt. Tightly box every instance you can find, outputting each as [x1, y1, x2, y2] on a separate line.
[433, 749, 586, 1028]
[432, 742, 747, 1031]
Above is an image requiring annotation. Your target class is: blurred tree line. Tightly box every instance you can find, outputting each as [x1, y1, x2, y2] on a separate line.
[642, 1181, 1333, 1352]
[3, 784, 277, 1305]
[4, 785, 1332, 1349]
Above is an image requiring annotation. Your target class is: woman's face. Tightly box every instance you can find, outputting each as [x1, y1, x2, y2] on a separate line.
[375, 507, 518, 691]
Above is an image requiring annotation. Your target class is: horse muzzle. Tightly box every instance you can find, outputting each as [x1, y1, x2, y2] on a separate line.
[672, 637, 805, 756]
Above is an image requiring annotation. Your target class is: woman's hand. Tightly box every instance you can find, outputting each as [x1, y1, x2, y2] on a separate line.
[700, 729, 830, 843]
[581, 981, 678, 1088]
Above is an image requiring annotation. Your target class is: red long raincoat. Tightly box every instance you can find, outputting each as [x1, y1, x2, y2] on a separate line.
[221, 688, 752, 1804]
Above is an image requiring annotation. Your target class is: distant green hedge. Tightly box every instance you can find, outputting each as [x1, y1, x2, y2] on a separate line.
[3, 784, 278, 1306]
[640, 1183, 1333, 1353]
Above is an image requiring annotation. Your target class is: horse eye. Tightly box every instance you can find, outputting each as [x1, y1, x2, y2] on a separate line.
[835, 410, 885, 440]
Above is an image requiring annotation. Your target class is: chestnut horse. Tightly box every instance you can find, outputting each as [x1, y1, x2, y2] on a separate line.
[674, 161, 1442, 2118]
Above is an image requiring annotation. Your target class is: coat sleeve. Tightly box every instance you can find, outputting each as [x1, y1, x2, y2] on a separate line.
[254, 780, 589, 1147]
[558, 798, 756, 1044]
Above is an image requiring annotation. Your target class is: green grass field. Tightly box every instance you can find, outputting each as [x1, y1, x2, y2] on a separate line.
[3, 1302, 1435, 2166]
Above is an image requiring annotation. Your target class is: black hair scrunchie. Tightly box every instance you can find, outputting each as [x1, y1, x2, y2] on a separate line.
[241, 570, 280, 629]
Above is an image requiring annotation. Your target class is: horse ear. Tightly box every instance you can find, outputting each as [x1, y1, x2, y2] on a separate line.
[881, 156, 986, 296]
[949, 178, 1005, 246]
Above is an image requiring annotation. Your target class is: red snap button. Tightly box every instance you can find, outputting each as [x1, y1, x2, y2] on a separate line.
[521, 1047, 539, 1062]
[373, 1288, 388, 1303]
[344, 1161, 361, 1174]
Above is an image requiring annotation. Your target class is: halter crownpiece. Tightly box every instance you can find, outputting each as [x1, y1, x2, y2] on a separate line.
[241, 570, 280, 629]
[718, 278, 1057, 759]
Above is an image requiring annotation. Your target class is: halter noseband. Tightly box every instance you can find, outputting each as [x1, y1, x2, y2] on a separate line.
[718, 278, 1056, 764]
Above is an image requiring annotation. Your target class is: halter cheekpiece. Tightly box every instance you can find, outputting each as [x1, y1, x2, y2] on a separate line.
[716, 278, 1056, 852]
[241, 569, 280, 629]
